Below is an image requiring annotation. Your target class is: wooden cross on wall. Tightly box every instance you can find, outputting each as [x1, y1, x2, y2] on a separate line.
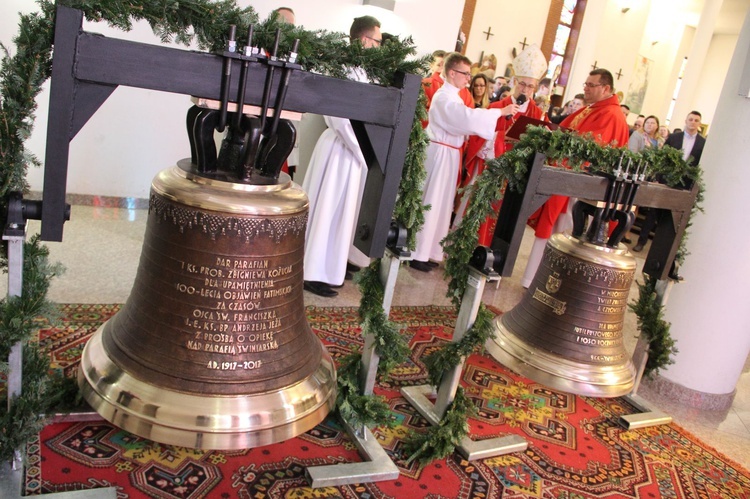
[591, 60, 598, 70]
[483, 26, 494, 40]
[616, 68, 624, 80]
[519, 37, 528, 50]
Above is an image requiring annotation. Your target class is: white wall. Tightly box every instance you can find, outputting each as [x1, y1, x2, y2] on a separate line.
[465, 0, 551, 74]
[2, 0, 463, 199]
[660, 9, 750, 395]
[693, 33, 738, 127]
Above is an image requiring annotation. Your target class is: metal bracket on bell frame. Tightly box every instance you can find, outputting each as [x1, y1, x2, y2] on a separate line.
[306, 242, 411, 487]
[2, 193, 32, 476]
[401, 262, 528, 460]
[620, 278, 674, 429]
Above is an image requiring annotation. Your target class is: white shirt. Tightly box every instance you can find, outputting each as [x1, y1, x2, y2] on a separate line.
[682, 131, 698, 162]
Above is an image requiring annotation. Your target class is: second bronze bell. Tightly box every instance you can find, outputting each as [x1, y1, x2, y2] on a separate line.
[486, 233, 637, 398]
[78, 161, 337, 449]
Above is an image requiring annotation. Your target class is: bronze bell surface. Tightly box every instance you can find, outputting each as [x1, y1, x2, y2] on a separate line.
[486, 232, 637, 397]
[78, 160, 336, 449]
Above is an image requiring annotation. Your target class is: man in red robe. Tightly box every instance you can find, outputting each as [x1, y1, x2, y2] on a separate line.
[521, 68, 630, 287]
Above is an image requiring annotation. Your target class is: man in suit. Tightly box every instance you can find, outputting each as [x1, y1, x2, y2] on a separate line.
[632, 110, 706, 252]
[664, 110, 706, 164]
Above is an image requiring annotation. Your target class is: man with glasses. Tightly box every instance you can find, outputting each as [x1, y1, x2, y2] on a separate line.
[521, 68, 629, 287]
[563, 68, 630, 144]
[410, 53, 504, 272]
[301, 15, 383, 297]
[421, 50, 473, 128]
[489, 44, 548, 157]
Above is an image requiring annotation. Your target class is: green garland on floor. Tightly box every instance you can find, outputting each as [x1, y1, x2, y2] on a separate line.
[402, 125, 704, 467]
[402, 386, 477, 465]
[0, 0, 428, 461]
[399, 304, 494, 467]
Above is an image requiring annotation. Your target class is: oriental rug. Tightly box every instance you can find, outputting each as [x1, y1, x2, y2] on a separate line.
[20, 304, 750, 498]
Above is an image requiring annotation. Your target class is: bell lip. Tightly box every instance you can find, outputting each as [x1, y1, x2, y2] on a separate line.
[78, 326, 337, 450]
[550, 232, 636, 270]
[487, 316, 636, 398]
[151, 163, 309, 216]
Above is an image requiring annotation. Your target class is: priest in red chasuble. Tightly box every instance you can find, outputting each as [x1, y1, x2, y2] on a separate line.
[521, 68, 630, 287]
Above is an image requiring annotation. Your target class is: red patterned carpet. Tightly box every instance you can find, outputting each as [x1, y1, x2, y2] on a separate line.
[21, 304, 750, 498]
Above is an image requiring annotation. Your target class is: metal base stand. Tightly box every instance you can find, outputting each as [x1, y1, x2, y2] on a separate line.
[2, 194, 114, 498]
[306, 247, 409, 487]
[401, 266, 528, 460]
[620, 278, 674, 429]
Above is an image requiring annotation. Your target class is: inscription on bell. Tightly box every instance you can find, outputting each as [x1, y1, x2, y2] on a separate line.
[104, 191, 315, 392]
[175, 256, 293, 356]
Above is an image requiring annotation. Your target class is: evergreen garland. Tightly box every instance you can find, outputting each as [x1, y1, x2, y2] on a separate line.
[629, 274, 678, 376]
[423, 304, 494, 387]
[402, 387, 477, 466]
[396, 305, 493, 468]
[333, 261, 411, 429]
[0, 236, 65, 463]
[334, 352, 393, 429]
[393, 89, 429, 250]
[0, 0, 428, 461]
[355, 262, 411, 377]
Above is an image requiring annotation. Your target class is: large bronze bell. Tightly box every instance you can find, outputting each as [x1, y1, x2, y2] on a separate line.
[78, 160, 336, 449]
[486, 232, 637, 397]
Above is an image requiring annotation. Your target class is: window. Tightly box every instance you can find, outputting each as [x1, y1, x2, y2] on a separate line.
[665, 56, 688, 126]
[542, 0, 586, 87]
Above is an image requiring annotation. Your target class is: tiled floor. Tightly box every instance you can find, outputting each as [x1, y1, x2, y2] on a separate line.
[6, 203, 749, 471]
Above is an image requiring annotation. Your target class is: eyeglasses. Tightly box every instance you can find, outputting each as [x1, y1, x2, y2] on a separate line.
[516, 81, 537, 90]
[583, 82, 604, 88]
[364, 35, 382, 46]
[452, 69, 471, 78]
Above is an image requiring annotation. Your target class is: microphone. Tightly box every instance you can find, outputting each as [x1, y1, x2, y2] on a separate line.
[506, 93, 527, 120]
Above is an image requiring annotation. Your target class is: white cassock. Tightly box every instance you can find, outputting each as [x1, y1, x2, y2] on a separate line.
[412, 81, 502, 263]
[302, 68, 370, 285]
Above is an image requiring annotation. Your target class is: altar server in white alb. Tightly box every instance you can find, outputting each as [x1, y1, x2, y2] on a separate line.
[409, 52, 505, 272]
[301, 15, 382, 297]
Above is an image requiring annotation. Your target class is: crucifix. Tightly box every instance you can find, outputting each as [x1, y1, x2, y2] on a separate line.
[519, 37, 528, 50]
[616, 68, 624, 80]
[591, 60, 598, 70]
[483, 26, 494, 40]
